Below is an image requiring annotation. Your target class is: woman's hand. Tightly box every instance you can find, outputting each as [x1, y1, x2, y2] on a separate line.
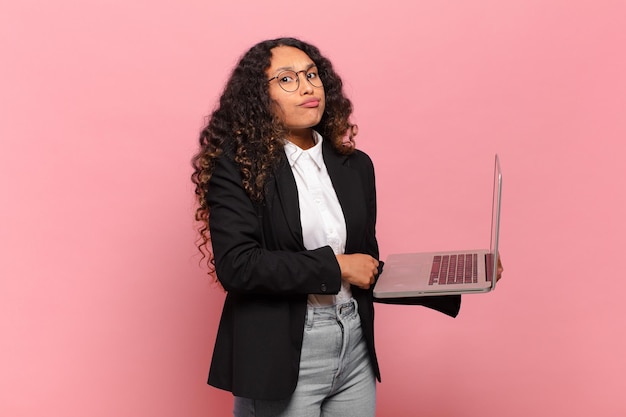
[496, 254, 504, 282]
[335, 254, 379, 290]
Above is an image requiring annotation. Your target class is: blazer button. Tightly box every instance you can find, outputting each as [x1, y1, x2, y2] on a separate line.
[321, 283, 327, 292]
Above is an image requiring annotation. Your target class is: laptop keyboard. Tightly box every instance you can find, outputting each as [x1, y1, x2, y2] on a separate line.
[429, 254, 478, 285]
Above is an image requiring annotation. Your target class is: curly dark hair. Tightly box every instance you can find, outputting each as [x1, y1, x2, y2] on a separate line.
[191, 37, 358, 270]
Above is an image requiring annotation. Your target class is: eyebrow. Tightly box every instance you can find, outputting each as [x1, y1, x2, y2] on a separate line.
[271, 62, 317, 75]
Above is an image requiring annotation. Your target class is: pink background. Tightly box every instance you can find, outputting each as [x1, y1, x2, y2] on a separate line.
[2, 0, 625, 416]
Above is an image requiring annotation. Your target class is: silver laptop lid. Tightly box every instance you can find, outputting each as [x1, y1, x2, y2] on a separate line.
[488, 154, 503, 290]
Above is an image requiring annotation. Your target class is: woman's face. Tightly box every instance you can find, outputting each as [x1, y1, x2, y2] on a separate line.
[266, 46, 326, 136]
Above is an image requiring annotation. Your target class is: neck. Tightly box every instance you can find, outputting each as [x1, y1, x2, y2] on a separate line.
[288, 129, 315, 150]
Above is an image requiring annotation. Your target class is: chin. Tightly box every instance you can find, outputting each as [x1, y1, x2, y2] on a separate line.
[289, 118, 323, 130]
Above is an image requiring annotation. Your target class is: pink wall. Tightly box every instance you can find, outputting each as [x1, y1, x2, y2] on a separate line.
[1, 1, 625, 416]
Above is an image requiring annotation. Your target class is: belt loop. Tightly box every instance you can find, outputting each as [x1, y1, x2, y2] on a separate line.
[305, 305, 314, 328]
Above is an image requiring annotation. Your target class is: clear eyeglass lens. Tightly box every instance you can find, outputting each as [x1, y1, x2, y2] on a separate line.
[306, 70, 322, 87]
[277, 71, 298, 91]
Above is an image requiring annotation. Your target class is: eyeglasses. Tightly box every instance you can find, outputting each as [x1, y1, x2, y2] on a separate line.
[268, 67, 323, 92]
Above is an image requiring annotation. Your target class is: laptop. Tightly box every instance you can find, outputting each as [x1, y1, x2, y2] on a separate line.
[373, 154, 502, 298]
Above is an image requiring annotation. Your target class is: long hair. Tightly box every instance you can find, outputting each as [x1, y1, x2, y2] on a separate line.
[191, 37, 357, 272]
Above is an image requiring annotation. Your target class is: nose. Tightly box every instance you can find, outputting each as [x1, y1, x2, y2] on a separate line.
[297, 71, 313, 94]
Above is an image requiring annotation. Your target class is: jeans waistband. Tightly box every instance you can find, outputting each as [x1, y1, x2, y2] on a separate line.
[305, 298, 358, 327]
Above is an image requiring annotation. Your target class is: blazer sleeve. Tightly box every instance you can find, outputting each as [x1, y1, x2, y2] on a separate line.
[207, 152, 342, 295]
[372, 262, 461, 317]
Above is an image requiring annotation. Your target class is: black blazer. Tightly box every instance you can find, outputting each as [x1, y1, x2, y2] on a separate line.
[206, 139, 461, 400]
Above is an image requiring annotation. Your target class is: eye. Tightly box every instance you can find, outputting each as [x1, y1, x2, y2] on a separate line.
[278, 71, 297, 84]
[306, 70, 318, 80]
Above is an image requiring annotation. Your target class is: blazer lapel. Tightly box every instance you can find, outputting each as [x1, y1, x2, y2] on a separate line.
[270, 156, 305, 247]
[322, 141, 365, 253]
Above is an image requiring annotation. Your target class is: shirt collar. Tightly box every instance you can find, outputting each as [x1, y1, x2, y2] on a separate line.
[284, 131, 324, 169]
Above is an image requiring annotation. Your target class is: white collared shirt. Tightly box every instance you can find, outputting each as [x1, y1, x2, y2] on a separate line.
[283, 131, 352, 306]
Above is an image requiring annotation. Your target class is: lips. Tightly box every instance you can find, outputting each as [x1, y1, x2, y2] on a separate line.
[300, 98, 320, 108]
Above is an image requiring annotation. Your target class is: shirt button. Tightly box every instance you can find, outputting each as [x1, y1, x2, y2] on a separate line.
[320, 283, 327, 292]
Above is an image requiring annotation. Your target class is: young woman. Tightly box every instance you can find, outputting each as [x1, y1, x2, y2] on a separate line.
[192, 37, 469, 417]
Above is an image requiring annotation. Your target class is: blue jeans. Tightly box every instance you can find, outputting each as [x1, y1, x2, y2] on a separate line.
[233, 299, 376, 417]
